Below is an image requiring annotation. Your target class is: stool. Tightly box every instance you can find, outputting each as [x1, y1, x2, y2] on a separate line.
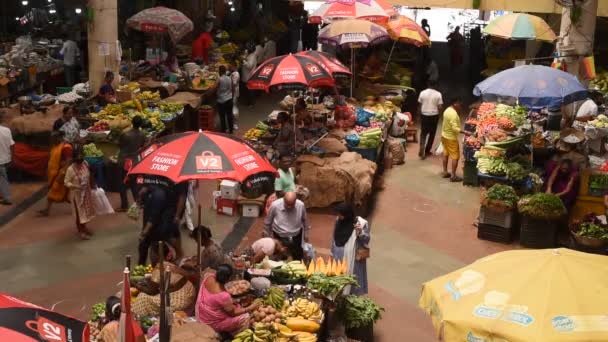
[405, 128, 418, 143]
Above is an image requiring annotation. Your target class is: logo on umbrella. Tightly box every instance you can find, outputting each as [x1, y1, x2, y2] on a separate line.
[196, 151, 223, 171]
[305, 63, 322, 76]
[260, 64, 275, 78]
[26, 316, 67, 342]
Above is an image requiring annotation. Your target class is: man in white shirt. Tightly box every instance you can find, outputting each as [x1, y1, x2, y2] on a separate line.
[60, 36, 79, 87]
[241, 48, 257, 107]
[417, 81, 443, 159]
[216, 65, 234, 134]
[230, 65, 240, 131]
[264, 192, 310, 261]
[0, 120, 14, 205]
[262, 37, 276, 63]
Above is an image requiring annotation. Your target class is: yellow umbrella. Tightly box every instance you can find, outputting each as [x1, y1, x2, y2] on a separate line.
[386, 15, 431, 47]
[419, 248, 608, 342]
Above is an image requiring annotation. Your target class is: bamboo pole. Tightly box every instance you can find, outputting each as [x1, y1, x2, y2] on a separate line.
[125, 255, 131, 271]
[158, 241, 168, 342]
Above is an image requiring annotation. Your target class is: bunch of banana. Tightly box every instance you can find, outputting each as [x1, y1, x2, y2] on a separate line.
[293, 331, 317, 342]
[118, 82, 140, 92]
[243, 128, 265, 140]
[284, 298, 322, 321]
[264, 287, 286, 310]
[251, 323, 279, 342]
[91, 104, 123, 120]
[137, 91, 161, 101]
[232, 329, 254, 342]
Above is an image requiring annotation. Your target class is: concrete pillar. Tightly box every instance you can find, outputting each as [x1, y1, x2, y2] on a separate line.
[558, 0, 598, 80]
[88, 0, 120, 93]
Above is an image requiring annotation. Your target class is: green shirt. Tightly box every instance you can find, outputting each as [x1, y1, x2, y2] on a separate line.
[275, 168, 296, 193]
[441, 107, 461, 140]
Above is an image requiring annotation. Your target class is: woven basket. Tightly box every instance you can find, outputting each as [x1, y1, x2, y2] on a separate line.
[571, 232, 607, 248]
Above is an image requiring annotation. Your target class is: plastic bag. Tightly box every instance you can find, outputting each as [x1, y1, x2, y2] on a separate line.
[345, 134, 360, 147]
[92, 188, 114, 215]
[355, 107, 374, 127]
[435, 142, 444, 156]
[127, 202, 140, 221]
[302, 243, 316, 262]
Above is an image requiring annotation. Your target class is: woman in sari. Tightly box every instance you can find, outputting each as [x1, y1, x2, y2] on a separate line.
[330, 202, 371, 295]
[64, 146, 95, 240]
[545, 158, 579, 212]
[39, 131, 72, 216]
[196, 264, 260, 336]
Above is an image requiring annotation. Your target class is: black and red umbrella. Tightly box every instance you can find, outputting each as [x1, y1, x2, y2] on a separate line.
[296, 50, 351, 79]
[128, 131, 276, 187]
[247, 54, 335, 92]
[0, 293, 89, 342]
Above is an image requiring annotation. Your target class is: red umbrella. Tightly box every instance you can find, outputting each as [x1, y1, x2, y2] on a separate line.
[296, 50, 351, 79]
[119, 267, 136, 342]
[128, 131, 276, 185]
[0, 293, 89, 342]
[247, 54, 336, 92]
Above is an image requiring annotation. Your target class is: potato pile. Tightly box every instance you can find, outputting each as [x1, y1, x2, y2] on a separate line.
[252, 305, 285, 324]
[226, 280, 250, 296]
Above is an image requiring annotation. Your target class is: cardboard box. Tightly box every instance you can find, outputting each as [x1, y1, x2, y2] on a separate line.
[220, 180, 240, 200]
[241, 203, 260, 217]
[116, 89, 134, 102]
[217, 198, 237, 216]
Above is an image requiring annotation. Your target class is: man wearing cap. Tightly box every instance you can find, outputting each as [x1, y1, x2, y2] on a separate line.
[264, 192, 310, 260]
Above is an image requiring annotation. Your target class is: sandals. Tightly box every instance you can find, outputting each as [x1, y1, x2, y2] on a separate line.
[450, 176, 463, 183]
[441, 172, 451, 178]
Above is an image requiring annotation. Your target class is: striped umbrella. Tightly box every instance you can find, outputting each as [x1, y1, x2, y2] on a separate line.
[296, 50, 352, 79]
[309, 0, 397, 24]
[483, 13, 556, 42]
[318, 19, 390, 49]
[387, 15, 431, 47]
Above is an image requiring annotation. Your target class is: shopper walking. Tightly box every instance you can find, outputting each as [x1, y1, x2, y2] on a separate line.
[229, 65, 240, 131]
[441, 98, 463, 182]
[117, 116, 146, 211]
[330, 202, 370, 295]
[240, 47, 257, 108]
[182, 180, 198, 232]
[60, 34, 79, 87]
[138, 186, 171, 265]
[216, 65, 234, 134]
[64, 146, 95, 240]
[447, 26, 464, 68]
[264, 192, 310, 261]
[39, 131, 72, 216]
[0, 117, 14, 206]
[417, 81, 443, 159]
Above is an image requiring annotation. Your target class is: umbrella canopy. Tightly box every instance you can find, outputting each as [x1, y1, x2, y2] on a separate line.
[386, 15, 431, 47]
[296, 50, 351, 79]
[0, 293, 89, 341]
[483, 13, 556, 42]
[309, 0, 397, 24]
[128, 131, 276, 185]
[318, 19, 390, 48]
[473, 64, 587, 109]
[419, 248, 608, 342]
[126, 6, 194, 43]
[247, 54, 336, 92]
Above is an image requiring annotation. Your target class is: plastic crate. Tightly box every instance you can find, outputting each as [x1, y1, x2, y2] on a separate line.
[56, 86, 73, 95]
[479, 206, 514, 229]
[198, 107, 215, 131]
[348, 146, 378, 161]
[463, 160, 479, 186]
[520, 216, 557, 248]
[477, 223, 513, 244]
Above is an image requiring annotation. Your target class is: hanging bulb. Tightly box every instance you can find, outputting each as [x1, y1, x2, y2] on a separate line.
[21, 1, 28, 5]
[230, 7, 235, 12]
[75, 8, 82, 14]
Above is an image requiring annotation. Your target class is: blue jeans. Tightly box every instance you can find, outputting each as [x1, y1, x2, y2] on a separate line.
[0, 164, 11, 202]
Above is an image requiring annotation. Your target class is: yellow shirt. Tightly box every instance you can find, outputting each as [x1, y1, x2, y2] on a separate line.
[441, 107, 461, 140]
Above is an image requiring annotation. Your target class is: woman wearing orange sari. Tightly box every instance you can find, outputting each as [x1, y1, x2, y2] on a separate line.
[39, 131, 72, 216]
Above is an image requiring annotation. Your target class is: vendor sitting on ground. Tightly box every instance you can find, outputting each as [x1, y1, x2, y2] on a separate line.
[53, 106, 81, 144]
[274, 111, 303, 157]
[98, 71, 117, 106]
[178, 225, 226, 282]
[294, 98, 311, 126]
[545, 159, 579, 212]
[196, 264, 260, 336]
[248, 237, 288, 263]
[99, 296, 145, 342]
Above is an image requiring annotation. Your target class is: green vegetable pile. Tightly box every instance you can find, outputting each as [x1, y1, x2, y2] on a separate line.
[358, 128, 382, 149]
[306, 273, 358, 299]
[503, 162, 528, 181]
[518, 193, 566, 220]
[83, 143, 103, 158]
[90, 302, 105, 321]
[477, 157, 505, 175]
[495, 104, 527, 127]
[577, 222, 608, 241]
[589, 174, 608, 190]
[340, 295, 384, 329]
[483, 184, 519, 209]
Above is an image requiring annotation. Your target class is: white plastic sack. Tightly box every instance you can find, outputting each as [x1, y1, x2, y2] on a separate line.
[92, 188, 114, 215]
[390, 112, 410, 137]
[435, 142, 444, 156]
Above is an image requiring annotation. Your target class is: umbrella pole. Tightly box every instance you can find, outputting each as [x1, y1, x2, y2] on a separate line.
[350, 48, 354, 98]
[158, 241, 168, 342]
[384, 40, 397, 76]
[125, 255, 131, 271]
[197, 224, 202, 293]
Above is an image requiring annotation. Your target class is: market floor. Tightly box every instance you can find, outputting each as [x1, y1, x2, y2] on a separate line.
[0, 94, 516, 340]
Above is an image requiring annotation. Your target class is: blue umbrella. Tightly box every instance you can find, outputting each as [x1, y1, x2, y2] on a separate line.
[473, 65, 588, 109]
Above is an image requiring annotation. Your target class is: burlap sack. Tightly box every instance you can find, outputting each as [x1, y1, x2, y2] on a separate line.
[9, 103, 64, 135]
[387, 137, 405, 165]
[164, 92, 202, 108]
[316, 137, 347, 156]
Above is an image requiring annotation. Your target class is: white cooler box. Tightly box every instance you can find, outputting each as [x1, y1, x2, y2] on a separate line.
[241, 203, 261, 218]
[220, 180, 241, 200]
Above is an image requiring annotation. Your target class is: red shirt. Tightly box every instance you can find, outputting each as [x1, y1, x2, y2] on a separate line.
[192, 33, 212, 63]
